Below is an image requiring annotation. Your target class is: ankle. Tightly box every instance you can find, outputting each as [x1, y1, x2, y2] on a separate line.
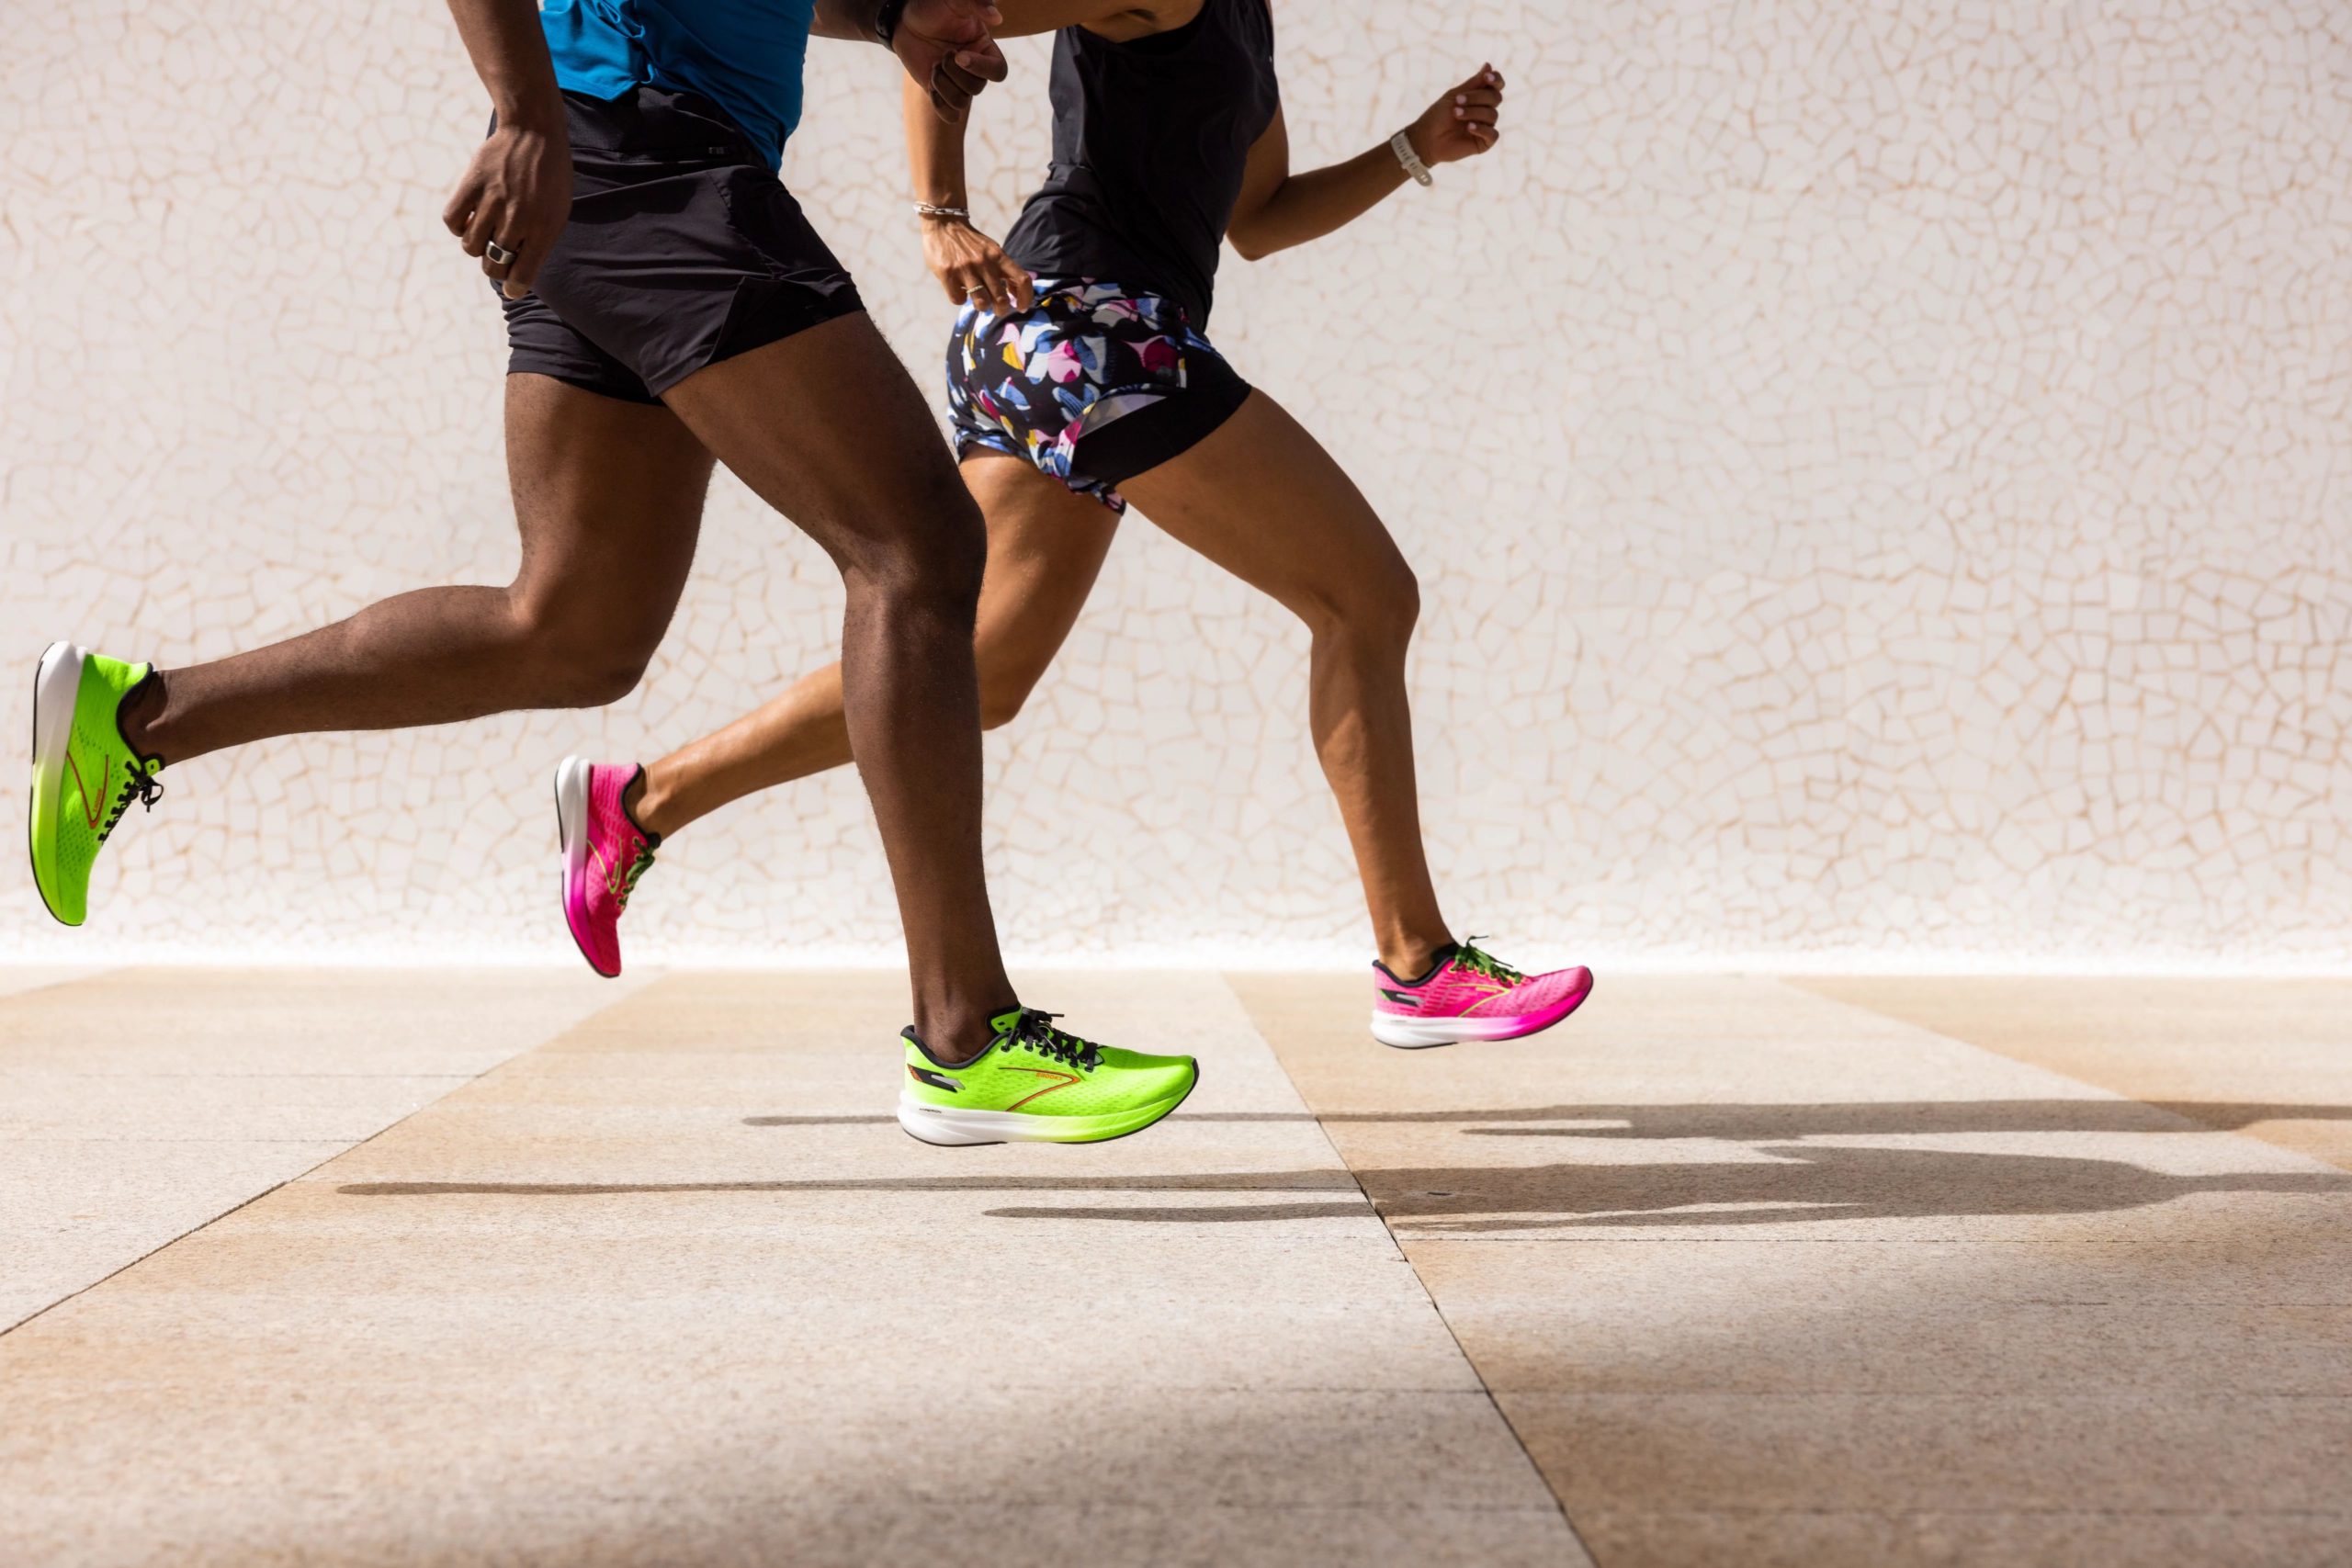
[915, 998, 1016, 1066]
[119, 671, 168, 764]
[626, 765, 674, 840]
[1377, 931, 1453, 981]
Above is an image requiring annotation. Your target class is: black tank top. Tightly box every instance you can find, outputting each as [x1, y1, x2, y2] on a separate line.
[1001, 0, 1278, 328]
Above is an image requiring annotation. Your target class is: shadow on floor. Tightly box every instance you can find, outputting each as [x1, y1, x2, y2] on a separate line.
[974, 1144, 2352, 1231]
[341, 1171, 1356, 1198]
[742, 1113, 1315, 1126]
[1444, 1100, 2352, 1139]
[341, 1136, 2351, 1232]
[746, 1100, 2352, 1138]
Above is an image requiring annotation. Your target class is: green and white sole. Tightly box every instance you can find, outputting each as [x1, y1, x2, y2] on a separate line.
[897, 1069, 1200, 1147]
[28, 640, 86, 926]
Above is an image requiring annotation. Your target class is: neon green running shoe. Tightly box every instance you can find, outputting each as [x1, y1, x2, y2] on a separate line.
[28, 642, 164, 927]
[898, 1006, 1199, 1146]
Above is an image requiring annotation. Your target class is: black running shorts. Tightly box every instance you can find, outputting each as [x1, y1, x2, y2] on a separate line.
[499, 87, 865, 405]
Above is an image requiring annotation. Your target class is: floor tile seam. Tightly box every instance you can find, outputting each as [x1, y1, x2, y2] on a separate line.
[1769, 977, 2352, 1177]
[1403, 1235, 2352, 1247]
[1218, 975, 1600, 1564]
[0, 978, 664, 1341]
[0, 1498, 1587, 1515]
[1394, 1235, 2352, 1246]
[100, 1302, 2336, 1314]
[4, 1381, 1507, 1396]
[290, 1183, 1368, 1197]
[1503, 1391, 2352, 1402]
[1485, 1387, 2352, 1399]
[1566, 1506, 2352, 1517]
[1754, 977, 2247, 1133]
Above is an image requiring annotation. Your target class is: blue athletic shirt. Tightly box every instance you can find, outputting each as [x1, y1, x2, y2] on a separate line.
[539, 0, 817, 169]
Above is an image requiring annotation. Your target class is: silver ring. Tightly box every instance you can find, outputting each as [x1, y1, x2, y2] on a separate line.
[484, 241, 516, 266]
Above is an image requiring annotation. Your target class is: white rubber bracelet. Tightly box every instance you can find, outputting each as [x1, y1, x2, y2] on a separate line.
[1390, 130, 1433, 187]
[912, 202, 971, 220]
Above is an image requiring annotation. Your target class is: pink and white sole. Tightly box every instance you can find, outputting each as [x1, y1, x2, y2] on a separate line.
[552, 756, 616, 978]
[1370, 969, 1596, 1049]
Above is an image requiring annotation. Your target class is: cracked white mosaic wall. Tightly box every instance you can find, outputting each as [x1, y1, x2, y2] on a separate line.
[5, 2, 2349, 968]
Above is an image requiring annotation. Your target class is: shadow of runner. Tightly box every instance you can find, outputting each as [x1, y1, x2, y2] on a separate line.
[342, 1144, 2351, 1232]
[1319, 1145, 2352, 1235]
[978, 1146, 2352, 1230]
[340, 1169, 1358, 1197]
[741, 1100, 2352, 1137]
[1445, 1100, 2352, 1140]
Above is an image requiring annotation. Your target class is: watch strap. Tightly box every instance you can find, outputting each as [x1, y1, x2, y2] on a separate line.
[1390, 130, 1434, 187]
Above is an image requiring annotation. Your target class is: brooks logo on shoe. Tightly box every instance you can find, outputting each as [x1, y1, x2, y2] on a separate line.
[78, 752, 161, 842]
[1004, 1066, 1081, 1108]
[69, 751, 109, 830]
[593, 841, 653, 908]
[594, 844, 627, 897]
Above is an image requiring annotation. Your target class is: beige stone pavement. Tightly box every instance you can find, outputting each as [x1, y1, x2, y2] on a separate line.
[0, 967, 651, 1333]
[3, 968, 2349, 1566]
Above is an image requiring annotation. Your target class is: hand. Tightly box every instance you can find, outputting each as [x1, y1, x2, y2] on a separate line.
[922, 216, 1034, 315]
[1406, 62, 1506, 166]
[893, 0, 1008, 122]
[442, 118, 572, 299]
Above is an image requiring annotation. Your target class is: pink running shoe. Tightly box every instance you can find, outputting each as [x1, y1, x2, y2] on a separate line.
[1371, 939, 1594, 1049]
[554, 757, 660, 978]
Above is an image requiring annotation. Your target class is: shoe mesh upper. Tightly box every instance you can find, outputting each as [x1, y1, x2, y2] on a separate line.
[1376, 950, 1591, 1021]
[901, 1034, 1193, 1118]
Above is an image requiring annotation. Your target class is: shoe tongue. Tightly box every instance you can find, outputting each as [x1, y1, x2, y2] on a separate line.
[987, 1007, 1028, 1038]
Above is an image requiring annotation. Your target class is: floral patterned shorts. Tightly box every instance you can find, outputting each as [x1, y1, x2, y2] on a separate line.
[944, 277, 1252, 513]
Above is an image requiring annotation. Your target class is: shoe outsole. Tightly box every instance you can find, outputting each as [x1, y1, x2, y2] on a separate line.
[28, 640, 84, 928]
[553, 756, 616, 978]
[1370, 970, 1597, 1049]
[897, 1060, 1202, 1147]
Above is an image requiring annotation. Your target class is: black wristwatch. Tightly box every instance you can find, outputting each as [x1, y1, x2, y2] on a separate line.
[875, 0, 910, 44]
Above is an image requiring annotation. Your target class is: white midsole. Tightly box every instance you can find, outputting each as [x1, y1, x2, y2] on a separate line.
[1369, 1010, 1535, 1048]
[896, 1094, 1179, 1146]
[30, 641, 83, 816]
[553, 755, 589, 888]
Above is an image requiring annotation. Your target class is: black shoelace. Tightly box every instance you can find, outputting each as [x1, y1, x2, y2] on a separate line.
[999, 1008, 1102, 1071]
[98, 767, 163, 844]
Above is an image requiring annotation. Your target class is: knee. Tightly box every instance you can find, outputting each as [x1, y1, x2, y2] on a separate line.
[1300, 555, 1420, 657]
[504, 592, 660, 708]
[846, 474, 989, 621]
[1384, 561, 1424, 644]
